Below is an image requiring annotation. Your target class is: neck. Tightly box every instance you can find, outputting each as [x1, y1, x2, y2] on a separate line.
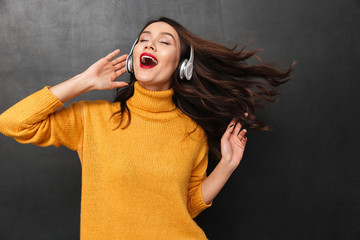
[127, 81, 176, 114]
[137, 81, 171, 91]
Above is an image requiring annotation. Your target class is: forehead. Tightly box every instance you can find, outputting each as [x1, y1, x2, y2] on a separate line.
[141, 22, 179, 40]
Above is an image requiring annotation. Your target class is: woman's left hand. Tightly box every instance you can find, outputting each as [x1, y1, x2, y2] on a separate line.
[220, 113, 248, 172]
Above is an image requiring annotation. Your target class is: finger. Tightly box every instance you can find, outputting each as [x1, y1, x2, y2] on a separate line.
[244, 112, 248, 118]
[111, 54, 128, 66]
[105, 49, 121, 61]
[233, 121, 242, 136]
[112, 81, 129, 89]
[222, 118, 237, 140]
[115, 67, 128, 78]
[233, 130, 247, 147]
[114, 61, 126, 71]
[237, 129, 247, 139]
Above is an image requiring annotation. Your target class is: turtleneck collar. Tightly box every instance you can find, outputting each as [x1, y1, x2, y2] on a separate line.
[127, 81, 179, 121]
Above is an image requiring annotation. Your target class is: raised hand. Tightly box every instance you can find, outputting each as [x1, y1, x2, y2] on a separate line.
[220, 113, 248, 172]
[82, 49, 129, 90]
[49, 49, 130, 103]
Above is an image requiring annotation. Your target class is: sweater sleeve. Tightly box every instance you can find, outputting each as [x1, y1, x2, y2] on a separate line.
[0, 86, 83, 151]
[187, 136, 213, 218]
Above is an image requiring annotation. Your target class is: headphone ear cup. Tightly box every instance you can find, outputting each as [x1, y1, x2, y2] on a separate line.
[126, 55, 133, 73]
[178, 45, 194, 80]
[184, 61, 193, 80]
[126, 38, 138, 74]
[178, 59, 188, 80]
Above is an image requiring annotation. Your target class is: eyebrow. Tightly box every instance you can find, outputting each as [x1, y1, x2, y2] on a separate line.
[140, 31, 176, 41]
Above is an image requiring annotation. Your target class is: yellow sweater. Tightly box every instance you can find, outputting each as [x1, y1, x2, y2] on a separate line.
[0, 81, 213, 239]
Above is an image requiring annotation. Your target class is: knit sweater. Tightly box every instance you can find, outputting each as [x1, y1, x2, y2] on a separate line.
[0, 81, 213, 239]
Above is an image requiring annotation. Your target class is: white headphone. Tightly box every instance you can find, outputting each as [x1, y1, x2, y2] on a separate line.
[178, 43, 194, 80]
[126, 38, 194, 80]
[125, 38, 138, 74]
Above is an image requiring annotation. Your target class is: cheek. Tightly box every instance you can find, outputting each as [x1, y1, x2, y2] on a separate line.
[161, 50, 179, 69]
[132, 47, 142, 74]
[132, 47, 140, 64]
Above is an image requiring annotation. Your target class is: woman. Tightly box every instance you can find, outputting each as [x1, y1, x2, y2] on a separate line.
[0, 17, 295, 239]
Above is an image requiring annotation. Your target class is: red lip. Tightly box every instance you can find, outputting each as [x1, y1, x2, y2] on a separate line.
[140, 53, 158, 69]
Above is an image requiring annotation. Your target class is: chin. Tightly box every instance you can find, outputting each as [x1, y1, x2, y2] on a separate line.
[134, 72, 155, 83]
[133, 67, 173, 90]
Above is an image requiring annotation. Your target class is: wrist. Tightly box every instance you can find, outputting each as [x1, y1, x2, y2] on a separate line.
[49, 72, 95, 103]
[73, 72, 95, 92]
[219, 158, 236, 175]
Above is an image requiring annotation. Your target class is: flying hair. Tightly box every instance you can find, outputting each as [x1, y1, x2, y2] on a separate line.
[112, 17, 296, 161]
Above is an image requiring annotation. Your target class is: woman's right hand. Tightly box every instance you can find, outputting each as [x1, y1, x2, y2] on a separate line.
[82, 49, 129, 90]
[50, 49, 129, 103]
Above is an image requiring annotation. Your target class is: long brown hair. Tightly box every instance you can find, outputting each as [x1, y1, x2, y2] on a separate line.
[112, 17, 296, 161]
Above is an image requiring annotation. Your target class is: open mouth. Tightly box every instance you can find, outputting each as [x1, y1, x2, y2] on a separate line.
[140, 53, 158, 69]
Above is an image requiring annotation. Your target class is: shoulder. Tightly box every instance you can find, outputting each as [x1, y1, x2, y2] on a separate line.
[77, 100, 120, 112]
[71, 100, 121, 123]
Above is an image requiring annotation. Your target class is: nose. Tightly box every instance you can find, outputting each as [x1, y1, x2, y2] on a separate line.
[144, 40, 156, 51]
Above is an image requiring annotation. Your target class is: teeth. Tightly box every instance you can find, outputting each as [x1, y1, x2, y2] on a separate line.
[141, 55, 158, 65]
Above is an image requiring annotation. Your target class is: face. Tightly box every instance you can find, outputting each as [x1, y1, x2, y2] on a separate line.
[133, 22, 181, 91]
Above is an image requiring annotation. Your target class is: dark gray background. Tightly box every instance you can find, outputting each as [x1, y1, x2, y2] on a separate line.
[1, 0, 359, 239]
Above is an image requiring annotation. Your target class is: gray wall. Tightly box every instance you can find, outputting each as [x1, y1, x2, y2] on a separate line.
[1, 0, 359, 239]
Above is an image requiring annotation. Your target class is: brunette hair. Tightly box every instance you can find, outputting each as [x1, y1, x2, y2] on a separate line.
[112, 17, 296, 161]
